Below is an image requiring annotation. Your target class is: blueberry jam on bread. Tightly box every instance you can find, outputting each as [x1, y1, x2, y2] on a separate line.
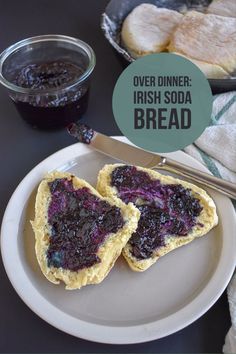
[97, 164, 218, 271]
[111, 165, 202, 260]
[47, 178, 124, 271]
[31, 171, 139, 289]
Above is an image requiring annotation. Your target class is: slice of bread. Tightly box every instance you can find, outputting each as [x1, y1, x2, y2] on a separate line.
[97, 164, 218, 272]
[31, 171, 139, 289]
[121, 3, 183, 58]
[168, 11, 236, 73]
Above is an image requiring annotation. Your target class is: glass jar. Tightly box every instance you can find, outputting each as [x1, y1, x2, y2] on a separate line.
[0, 35, 96, 129]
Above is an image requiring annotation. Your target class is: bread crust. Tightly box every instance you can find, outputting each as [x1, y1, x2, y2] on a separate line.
[31, 171, 140, 289]
[97, 164, 218, 272]
[121, 4, 183, 58]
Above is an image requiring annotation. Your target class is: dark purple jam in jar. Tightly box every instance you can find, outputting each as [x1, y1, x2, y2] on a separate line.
[47, 178, 124, 271]
[111, 165, 203, 260]
[11, 61, 89, 129]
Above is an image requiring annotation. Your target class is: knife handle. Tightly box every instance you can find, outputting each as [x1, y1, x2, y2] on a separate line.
[156, 157, 236, 200]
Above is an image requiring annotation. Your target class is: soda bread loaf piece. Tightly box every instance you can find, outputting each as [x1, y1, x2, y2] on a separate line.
[207, 0, 236, 18]
[97, 164, 218, 272]
[171, 53, 229, 79]
[168, 11, 236, 73]
[31, 171, 139, 289]
[121, 3, 183, 58]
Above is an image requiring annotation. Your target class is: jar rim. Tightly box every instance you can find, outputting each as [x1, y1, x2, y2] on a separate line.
[0, 34, 96, 94]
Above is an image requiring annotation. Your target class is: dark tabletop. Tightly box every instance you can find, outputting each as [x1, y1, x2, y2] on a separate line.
[0, 0, 231, 353]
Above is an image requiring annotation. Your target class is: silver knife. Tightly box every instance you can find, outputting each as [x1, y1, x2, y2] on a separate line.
[68, 124, 236, 199]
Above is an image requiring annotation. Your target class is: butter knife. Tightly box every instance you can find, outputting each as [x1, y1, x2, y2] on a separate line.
[68, 123, 236, 199]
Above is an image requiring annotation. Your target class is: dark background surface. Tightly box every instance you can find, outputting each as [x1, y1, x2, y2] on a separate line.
[0, 0, 231, 352]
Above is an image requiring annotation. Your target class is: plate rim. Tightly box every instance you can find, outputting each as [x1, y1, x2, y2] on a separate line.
[1, 137, 236, 344]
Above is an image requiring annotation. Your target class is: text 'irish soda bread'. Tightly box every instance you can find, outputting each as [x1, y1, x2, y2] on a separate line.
[31, 171, 139, 289]
[97, 164, 218, 272]
[121, 3, 183, 58]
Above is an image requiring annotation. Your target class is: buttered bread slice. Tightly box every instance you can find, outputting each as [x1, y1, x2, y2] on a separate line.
[121, 3, 183, 58]
[168, 11, 236, 73]
[31, 171, 139, 289]
[97, 164, 218, 272]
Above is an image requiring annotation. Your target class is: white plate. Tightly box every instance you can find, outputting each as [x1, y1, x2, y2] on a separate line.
[1, 137, 236, 344]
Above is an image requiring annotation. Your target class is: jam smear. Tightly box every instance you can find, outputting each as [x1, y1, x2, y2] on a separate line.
[111, 165, 203, 259]
[11, 61, 89, 129]
[47, 178, 124, 271]
[67, 123, 94, 144]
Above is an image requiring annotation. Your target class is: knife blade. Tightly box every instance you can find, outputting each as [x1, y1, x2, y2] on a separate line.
[67, 123, 236, 199]
[90, 132, 163, 168]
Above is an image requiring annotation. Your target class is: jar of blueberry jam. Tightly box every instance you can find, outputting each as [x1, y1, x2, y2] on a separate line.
[0, 35, 95, 129]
